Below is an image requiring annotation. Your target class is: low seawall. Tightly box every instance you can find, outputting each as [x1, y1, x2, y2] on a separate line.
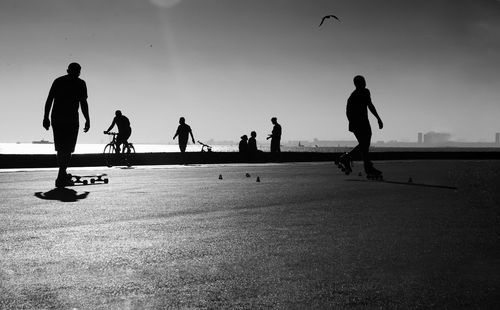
[1, 151, 500, 169]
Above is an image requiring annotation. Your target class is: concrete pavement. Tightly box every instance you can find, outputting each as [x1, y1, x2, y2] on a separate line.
[1, 161, 500, 309]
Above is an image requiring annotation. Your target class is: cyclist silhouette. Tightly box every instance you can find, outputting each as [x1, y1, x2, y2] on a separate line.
[338, 75, 383, 175]
[104, 110, 131, 153]
[173, 117, 195, 153]
[43, 62, 90, 188]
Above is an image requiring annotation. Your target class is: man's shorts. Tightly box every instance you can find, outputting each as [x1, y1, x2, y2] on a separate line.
[52, 123, 79, 153]
[117, 128, 131, 145]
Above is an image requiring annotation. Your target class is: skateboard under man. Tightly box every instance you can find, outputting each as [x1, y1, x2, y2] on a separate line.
[68, 174, 109, 185]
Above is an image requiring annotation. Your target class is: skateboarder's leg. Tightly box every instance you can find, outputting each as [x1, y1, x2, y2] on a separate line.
[57, 151, 71, 177]
[53, 123, 78, 186]
[55, 151, 74, 187]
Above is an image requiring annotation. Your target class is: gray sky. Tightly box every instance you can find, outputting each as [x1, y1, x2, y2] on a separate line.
[1, 0, 499, 143]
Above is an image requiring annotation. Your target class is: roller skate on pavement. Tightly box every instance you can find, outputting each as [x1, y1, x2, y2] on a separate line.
[365, 166, 383, 180]
[335, 154, 352, 175]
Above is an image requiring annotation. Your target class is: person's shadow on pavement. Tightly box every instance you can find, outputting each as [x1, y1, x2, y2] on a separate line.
[35, 188, 89, 202]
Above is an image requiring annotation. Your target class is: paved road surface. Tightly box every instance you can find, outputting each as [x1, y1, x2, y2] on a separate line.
[1, 161, 499, 309]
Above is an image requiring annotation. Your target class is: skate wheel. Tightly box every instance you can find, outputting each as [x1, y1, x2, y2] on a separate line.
[104, 179, 109, 184]
[90, 179, 95, 184]
[83, 180, 88, 185]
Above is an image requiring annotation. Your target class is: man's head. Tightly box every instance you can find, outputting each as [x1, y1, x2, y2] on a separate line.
[251, 131, 257, 138]
[67, 62, 81, 77]
[271, 117, 277, 124]
[115, 110, 122, 117]
[241, 135, 248, 141]
[353, 75, 366, 89]
[179, 117, 185, 124]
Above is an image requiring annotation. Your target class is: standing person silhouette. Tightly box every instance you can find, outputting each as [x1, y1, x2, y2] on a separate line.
[338, 75, 383, 176]
[173, 117, 195, 153]
[267, 117, 282, 153]
[104, 110, 131, 153]
[43, 62, 90, 187]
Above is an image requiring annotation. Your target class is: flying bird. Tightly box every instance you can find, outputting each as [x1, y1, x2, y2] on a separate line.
[319, 15, 341, 27]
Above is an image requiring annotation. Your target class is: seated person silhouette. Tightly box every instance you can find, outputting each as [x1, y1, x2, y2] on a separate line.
[239, 135, 248, 153]
[104, 110, 131, 153]
[248, 131, 261, 154]
[173, 117, 195, 153]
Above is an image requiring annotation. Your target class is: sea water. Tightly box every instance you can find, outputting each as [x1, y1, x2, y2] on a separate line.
[0, 143, 240, 154]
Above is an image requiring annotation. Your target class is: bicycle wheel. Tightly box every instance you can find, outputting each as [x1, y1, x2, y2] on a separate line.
[103, 143, 116, 167]
[123, 143, 136, 167]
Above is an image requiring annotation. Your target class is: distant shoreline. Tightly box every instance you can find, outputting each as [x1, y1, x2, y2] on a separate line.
[1, 150, 500, 169]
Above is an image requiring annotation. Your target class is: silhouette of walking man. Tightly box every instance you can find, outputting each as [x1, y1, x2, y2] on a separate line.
[43, 62, 90, 187]
[173, 117, 195, 153]
[104, 110, 131, 153]
[267, 117, 282, 153]
[338, 75, 383, 176]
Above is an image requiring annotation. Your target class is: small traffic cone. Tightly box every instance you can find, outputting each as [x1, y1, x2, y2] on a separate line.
[256, 176, 260, 182]
[408, 177, 413, 183]
[219, 174, 223, 180]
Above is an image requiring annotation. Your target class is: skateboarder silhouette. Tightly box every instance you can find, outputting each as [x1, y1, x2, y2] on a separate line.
[338, 75, 383, 177]
[104, 110, 131, 153]
[43, 62, 90, 188]
[267, 117, 282, 153]
[173, 117, 195, 153]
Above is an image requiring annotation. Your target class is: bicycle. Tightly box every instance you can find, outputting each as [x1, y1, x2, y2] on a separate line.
[197, 140, 212, 153]
[103, 132, 135, 167]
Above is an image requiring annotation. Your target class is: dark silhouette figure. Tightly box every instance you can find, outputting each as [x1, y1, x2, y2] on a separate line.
[104, 110, 131, 153]
[319, 15, 341, 27]
[339, 75, 383, 175]
[43, 62, 90, 188]
[239, 135, 248, 153]
[173, 117, 195, 153]
[267, 117, 282, 153]
[248, 131, 260, 154]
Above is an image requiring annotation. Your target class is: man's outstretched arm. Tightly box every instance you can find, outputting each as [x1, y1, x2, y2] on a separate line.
[43, 86, 55, 130]
[105, 118, 116, 133]
[367, 94, 383, 129]
[190, 130, 195, 143]
[81, 99, 90, 132]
